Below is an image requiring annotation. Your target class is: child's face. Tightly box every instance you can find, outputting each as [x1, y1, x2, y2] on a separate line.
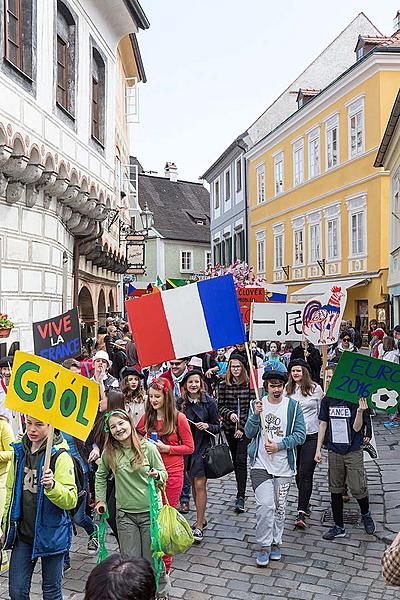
[109, 415, 132, 443]
[186, 374, 201, 395]
[149, 388, 165, 411]
[26, 417, 49, 445]
[290, 366, 303, 382]
[325, 369, 334, 385]
[270, 343, 278, 354]
[128, 375, 140, 391]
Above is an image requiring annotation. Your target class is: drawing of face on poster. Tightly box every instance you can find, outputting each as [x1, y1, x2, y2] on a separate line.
[302, 285, 347, 346]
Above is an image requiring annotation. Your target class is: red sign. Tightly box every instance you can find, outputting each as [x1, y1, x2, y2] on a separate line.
[236, 287, 266, 325]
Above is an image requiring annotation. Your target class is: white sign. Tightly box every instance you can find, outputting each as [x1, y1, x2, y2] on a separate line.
[252, 303, 305, 342]
[302, 285, 347, 346]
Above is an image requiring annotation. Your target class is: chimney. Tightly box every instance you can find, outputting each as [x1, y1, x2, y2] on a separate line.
[164, 162, 178, 182]
[394, 10, 400, 33]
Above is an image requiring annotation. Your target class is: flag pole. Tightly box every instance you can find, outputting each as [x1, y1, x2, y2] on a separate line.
[245, 301, 267, 442]
[322, 344, 328, 392]
[43, 425, 55, 472]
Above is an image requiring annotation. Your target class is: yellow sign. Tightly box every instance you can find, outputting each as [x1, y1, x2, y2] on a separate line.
[5, 351, 99, 441]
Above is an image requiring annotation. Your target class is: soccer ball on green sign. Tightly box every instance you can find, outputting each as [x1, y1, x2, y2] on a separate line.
[371, 388, 399, 411]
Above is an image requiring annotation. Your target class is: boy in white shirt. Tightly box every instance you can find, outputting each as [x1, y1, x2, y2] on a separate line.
[245, 371, 306, 567]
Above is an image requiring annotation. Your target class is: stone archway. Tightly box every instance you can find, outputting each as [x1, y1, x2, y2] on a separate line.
[108, 289, 115, 314]
[78, 286, 94, 328]
[98, 288, 107, 325]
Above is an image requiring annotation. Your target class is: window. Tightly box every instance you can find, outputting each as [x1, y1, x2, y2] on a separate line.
[91, 46, 106, 144]
[56, 2, 76, 116]
[327, 218, 339, 260]
[214, 179, 220, 210]
[293, 139, 304, 186]
[224, 236, 232, 265]
[256, 232, 265, 274]
[294, 229, 304, 266]
[236, 159, 242, 192]
[351, 212, 365, 255]
[180, 250, 193, 272]
[393, 192, 400, 252]
[274, 234, 284, 270]
[256, 164, 265, 204]
[309, 223, 321, 263]
[213, 242, 221, 264]
[234, 229, 245, 262]
[326, 116, 339, 170]
[274, 153, 284, 195]
[308, 128, 320, 179]
[4, 0, 34, 78]
[348, 98, 364, 158]
[205, 250, 212, 269]
[225, 169, 231, 201]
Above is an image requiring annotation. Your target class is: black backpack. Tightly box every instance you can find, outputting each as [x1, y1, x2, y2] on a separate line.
[49, 449, 86, 516]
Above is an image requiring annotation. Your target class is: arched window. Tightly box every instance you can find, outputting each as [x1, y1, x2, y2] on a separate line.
[56, 1, 76, 116]
[4, 0, 34, 77]
[91, 47, 105, 144]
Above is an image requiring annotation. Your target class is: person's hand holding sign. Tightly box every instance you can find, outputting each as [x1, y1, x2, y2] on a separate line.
[264, 437, 278, 455]
[254, 400, 263, 416]
[41, 468, 55, 490]
[353, 397, 368, 433]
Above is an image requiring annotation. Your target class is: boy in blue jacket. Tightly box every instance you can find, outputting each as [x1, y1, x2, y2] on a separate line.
[245, 370, 306, 567]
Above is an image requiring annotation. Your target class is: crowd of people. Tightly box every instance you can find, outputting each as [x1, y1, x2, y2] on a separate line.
[0, 313, 399, 599]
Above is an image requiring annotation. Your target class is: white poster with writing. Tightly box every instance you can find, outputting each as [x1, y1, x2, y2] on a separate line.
[252, 303, 304, 342]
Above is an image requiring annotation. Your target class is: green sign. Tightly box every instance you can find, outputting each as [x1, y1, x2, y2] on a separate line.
[327, 352, 400, 414]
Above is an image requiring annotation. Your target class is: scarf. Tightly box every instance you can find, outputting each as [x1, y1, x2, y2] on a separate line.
[171, 368, 188, 399]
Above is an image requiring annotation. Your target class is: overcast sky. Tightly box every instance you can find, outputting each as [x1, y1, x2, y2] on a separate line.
[134, 1, 400, 182]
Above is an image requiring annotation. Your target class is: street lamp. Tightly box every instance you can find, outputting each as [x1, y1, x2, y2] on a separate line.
[140, 201, 154, 233]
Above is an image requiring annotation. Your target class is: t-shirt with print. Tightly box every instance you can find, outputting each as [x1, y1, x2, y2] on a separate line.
[253, 396, 294, 477]
[318, 396, 370, 455]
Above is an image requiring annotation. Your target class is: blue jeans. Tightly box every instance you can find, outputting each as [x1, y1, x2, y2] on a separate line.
[180, 470, 191, 504]
[64, 491, 95, 565]
[9, 537, 64, 600]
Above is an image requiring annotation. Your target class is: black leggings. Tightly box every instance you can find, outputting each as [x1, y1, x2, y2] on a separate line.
[225, 432, 249, 499]
[296, 433, 318, 513]
[331, 493, 369, 528]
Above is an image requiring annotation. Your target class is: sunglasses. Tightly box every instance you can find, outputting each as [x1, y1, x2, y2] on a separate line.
[343, 338, 350, 342]
[170, 361, 183, 366]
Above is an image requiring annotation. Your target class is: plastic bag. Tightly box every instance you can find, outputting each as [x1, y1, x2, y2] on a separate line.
[158, 491, 194, 556]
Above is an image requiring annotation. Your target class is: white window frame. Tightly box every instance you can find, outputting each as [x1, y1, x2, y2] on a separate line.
[204, 250, 212, 269]
[273, 222, 285, 270]
[326, 218, 340, 261]
[256, 230, 266, 274]
[323, 203, 341, 262]
[180, 250, 193, 273]
[214, 179, 220, 210]
[256, 164, 265, 205]
[347, 96, 365, 159]
[346, 194, 367, 258]
[308, 127, 320, 179]
[308, 223, 322, 264]
[224, 168, 231, 202]
[292, 216, 305, 267]
[236, 158, 242, 192]
[292, 138, 304, 187]
[325, 114, 339, 171]
[274, 152, 284, 195]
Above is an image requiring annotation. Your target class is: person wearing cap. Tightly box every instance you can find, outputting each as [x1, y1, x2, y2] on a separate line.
[177, 369, 219, 543]
[284, 359, 323, 529]
[290, 341, 322, 384]
[109, 339, 128, 381]
[218, 353, 255, 513]
[244, 370, 306, 567]
[121, 367, 146, 427]
[369, 327, 385, 358]
[91, 351, 119, 393]
[0, 356, 21, 436]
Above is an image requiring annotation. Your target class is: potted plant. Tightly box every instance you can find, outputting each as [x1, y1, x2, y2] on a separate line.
[0, 313, 14, 338]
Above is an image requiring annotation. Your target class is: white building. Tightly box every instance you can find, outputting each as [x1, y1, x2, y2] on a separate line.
[0, 0, 149, 352]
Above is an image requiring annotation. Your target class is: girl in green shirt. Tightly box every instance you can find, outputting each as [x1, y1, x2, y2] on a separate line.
[95, 410, 170, 600]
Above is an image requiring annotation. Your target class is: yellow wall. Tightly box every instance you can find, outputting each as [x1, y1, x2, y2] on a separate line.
[248, 66, 400, 323]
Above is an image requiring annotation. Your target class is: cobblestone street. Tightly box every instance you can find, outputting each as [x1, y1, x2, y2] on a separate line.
[1, 415, 399, 600]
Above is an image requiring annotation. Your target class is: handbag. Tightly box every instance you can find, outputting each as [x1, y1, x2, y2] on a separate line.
[202, 433, 234, 479]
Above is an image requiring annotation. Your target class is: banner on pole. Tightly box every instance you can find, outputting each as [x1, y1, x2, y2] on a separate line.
[5, 351, 99, 440]
[252, 303, 304, 342]
[32, 308, 81, 363]
[327, 352, 400, 414]
[302, 285, 347, 346]
[237, 288, 265, 325]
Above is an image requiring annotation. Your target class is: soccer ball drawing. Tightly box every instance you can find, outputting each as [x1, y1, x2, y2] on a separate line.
[371, 388, 399, 411]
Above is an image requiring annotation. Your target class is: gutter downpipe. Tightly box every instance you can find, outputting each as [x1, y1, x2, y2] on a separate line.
[237, 141, 248, 263]
[73, 223, 104, 307]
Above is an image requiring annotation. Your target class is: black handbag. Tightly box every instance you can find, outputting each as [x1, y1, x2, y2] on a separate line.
[203, 433, 234, 479]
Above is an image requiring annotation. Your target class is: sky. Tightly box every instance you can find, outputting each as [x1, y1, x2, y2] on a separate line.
[134, 0, 400, 183]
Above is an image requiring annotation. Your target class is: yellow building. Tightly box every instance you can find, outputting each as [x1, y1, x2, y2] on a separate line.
[247, 38, 400, 338]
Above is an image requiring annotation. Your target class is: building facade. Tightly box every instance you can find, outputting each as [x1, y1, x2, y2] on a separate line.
[0, 0, 149, 352]
[202, 12, 380, 270]
[135, 163, 211, 284]
[247, 43, 400, 336]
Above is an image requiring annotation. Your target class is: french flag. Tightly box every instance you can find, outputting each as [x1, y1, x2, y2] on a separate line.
[125, 274, 246, 367]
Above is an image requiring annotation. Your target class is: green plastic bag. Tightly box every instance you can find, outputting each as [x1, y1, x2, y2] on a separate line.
[158, 489, 194, 556]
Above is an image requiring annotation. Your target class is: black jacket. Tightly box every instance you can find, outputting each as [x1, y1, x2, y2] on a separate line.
[291, 343, 322, 383]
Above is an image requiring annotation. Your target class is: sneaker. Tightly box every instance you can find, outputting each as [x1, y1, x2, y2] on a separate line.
[362, 443, 378, 459]
[256, 548, 270, 567]
[235, 497, 245, 513]
[192, 528, 203, 543]
[192, 520, 208, 530]
[87, 524, 99, 554]
[177, 502, 189, 514]
[295, 511, 307, 529]
[63, 563, 71, 574]
[322, 525, 346, 540]
[270, 544, 282, 561]
[361, 512, 376, 535]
